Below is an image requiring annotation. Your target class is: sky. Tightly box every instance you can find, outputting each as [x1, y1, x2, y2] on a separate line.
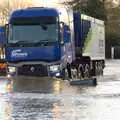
[33, 0, 65, 6]
[33, 0, 120, 6]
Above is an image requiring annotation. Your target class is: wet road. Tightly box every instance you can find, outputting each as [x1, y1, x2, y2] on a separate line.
[1, 59, 120, 120]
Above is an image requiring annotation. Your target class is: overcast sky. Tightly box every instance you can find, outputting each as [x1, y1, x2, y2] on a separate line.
[33, 0, 65, 6]
[33, 0, 119, 6]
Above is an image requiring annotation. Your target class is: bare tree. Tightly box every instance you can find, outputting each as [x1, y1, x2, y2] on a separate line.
[0, 0, 35, 25]
[63, 0, 88, 11]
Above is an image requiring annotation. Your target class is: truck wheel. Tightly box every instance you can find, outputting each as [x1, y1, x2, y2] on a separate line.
[95, 62, 103, 76]
[84, 64, 90, 78]
[63, 63, 72, 80]
[71, 68, 78, 80]
[99, 62, 103, 75]
[62, 68, 70, 80]
[95, 62, 99, 76]
[78, 64, 84, 79]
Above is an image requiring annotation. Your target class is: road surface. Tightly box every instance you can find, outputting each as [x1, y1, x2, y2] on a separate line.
[0, 59, 120, 120]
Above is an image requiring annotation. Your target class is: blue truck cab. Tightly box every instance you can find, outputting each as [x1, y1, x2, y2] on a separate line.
[6, 7, 75, 78]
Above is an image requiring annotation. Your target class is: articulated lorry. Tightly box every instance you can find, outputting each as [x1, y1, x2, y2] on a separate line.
[5, 7, 105, 80]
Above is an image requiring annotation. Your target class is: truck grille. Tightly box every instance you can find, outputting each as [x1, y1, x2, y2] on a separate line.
[18, 64, 48, 76]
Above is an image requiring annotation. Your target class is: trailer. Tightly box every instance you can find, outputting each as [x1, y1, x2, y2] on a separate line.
[5, 7, 105, 82]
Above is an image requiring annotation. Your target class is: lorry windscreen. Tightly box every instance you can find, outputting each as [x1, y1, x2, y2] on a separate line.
[8, 17, 59, 44]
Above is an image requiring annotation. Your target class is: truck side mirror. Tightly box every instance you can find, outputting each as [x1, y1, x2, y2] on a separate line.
[60, 22, 70, 44]
[60, 21, 64, 27]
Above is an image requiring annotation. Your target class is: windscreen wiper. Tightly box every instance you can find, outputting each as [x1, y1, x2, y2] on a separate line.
[13, 41, 31, 45]
[34, 40, 55, 46]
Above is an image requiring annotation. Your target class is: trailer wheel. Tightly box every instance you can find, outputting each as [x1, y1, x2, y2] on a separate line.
[99, 62, 103, 75]
[95, 62, 103, 76]
[78, 64, 84, 79]
[63, 63, 72, 80]
[71, 68, 78, 80]
[84, 64, 90, 78]
[95, 62, 99, 76]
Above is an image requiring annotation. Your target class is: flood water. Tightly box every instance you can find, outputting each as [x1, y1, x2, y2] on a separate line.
[1, 59, 120, 120]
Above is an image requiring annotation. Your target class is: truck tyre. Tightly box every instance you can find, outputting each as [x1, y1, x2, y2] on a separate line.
[78, 64, 84, 79]
[71, 68, 78, 80]
[95, 62, 99, 76]
[96, 61, 103, 76]
[64, 63, 72, 80]
[99, 62, 103, 75]
[84, 64, 90, 78]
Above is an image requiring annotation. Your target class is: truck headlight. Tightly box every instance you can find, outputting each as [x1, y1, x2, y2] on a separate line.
[50, 65, 60, 72]
[8, 66, 16, 73]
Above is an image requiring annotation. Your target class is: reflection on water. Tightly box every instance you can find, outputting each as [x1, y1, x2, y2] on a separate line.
[0, 96, 11, 120]
[9, 76, 85, 94]
[1, 60, 120, 120]
[0, 79, 12, 120]
[53, 80, 61, 94]
[2, 92, 120, 120]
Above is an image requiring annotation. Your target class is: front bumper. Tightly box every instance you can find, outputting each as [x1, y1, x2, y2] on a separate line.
[7, 63, 63, 78]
